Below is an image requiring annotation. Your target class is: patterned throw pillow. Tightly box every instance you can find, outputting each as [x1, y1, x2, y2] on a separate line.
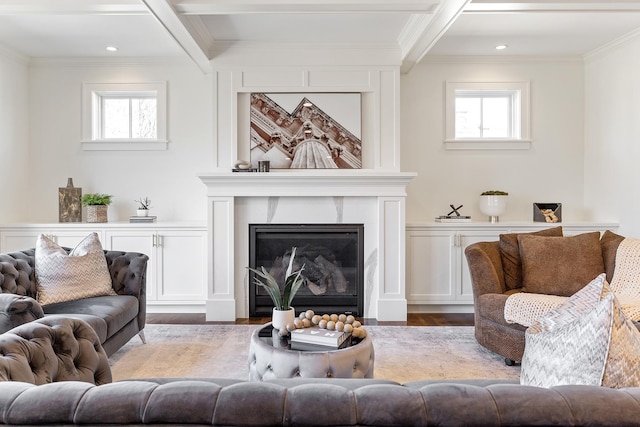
[521, 273, 640, 388]
[35, 232, 115, 306]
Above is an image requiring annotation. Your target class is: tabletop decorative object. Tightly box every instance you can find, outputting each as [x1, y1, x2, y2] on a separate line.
[58, 178, 82, 223]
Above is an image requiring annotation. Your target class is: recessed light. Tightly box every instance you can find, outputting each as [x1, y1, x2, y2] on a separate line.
[495, 44, 508, 50]
[106, 46, 118, 52]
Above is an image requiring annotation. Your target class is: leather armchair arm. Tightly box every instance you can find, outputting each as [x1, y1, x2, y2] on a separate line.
[464, 241, 507, 298]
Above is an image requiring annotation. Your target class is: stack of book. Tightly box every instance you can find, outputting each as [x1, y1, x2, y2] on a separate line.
[290, 326, 351, 351]
[435, 215, 471, 223]
[129, 215, 157, 223]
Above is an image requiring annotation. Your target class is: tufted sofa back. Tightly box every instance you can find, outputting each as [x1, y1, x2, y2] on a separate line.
[0, 248, 148, 334]
[0, 315, 112, 385]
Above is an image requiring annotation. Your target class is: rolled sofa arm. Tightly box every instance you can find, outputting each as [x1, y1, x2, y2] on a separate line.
[464, 241, 507, 298]
[0, 294, 44, 334]
[0, 315, 112, 385]
[104, 251, 149, 332]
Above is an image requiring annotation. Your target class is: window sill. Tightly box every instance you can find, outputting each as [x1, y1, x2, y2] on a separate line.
[444, 139, 531, 150]
[81, 139, 168, 151]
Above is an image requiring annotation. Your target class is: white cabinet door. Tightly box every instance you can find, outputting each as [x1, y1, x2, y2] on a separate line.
[156, 230, 207, 301]
[406, 229, 456, 303]
[406, 226, 501, 305]
[104, 230, 157, 300]
[1, 230, 43, 252]
[457, 231, 500, 302]
[104, 228, 207, 303]
[0, 229, 102, 252]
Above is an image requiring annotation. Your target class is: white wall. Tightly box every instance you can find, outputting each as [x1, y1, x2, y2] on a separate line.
[25, 59, 213, 223]
[584, 32, 640, 237]
[401, 58, 586, 223]
[0, 48, 29, 222]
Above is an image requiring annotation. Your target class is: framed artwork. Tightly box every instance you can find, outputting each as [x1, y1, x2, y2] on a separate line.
[249, 93, 362, 169]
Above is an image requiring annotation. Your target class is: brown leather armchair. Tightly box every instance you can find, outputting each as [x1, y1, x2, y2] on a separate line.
[464, 228, 624, 365]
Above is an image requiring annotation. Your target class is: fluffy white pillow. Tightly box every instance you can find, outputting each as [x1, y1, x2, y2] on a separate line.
[35, 232, 116, 306]
[521, 273, 640, 388]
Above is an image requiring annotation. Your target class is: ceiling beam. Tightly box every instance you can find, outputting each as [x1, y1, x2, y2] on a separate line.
[142, 0, 212, 73]
[0, 0, 147, 15]
[465, 0, 640, 13]
[173, 0, 441, 14]
[400, 0, 471, 73]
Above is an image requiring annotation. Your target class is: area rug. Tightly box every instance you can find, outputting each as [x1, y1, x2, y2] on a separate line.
[109, 324, 521, 383]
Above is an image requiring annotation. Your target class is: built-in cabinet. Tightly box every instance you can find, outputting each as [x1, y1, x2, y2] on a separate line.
[0, 223, 207, 313]
[406, 222, 619, 312]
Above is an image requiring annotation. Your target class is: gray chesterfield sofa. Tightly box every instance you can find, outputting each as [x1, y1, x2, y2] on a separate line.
[1, 317, 640, 426]
[0, 247, 148, 356]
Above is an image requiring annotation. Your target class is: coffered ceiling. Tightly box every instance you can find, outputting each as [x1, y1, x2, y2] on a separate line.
[0, 0, 639, 73]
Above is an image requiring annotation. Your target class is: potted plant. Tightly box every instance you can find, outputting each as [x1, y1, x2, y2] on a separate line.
[247, 247, 305, 330]
[81, 193, 113, 223]
[479, 190, 508, 223]
[135, 197, 152, 217]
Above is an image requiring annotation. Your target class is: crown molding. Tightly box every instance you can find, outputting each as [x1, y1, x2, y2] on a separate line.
[584, 26, 640, 63]
[419, 54, 584, 64]
[28, 56, 192, 68]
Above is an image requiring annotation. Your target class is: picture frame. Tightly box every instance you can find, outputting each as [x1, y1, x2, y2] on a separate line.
[249, 93, 362, 169]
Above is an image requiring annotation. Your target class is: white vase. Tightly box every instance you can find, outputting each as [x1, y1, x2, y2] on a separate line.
[479, 195, 508, 223]
[272, 307, 295, 330]
[137, 209, 149, 217]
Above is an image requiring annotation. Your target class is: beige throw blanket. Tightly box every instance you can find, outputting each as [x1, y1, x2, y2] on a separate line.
[505, 237, 640, 327]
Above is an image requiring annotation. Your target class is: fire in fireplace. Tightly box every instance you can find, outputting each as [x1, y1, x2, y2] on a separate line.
[249, 224, 364, 317]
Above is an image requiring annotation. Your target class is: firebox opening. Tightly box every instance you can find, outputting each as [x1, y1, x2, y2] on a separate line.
[249, 223, 364, 318]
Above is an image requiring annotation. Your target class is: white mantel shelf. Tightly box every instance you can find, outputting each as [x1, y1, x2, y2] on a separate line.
[197, 170, 417, 197]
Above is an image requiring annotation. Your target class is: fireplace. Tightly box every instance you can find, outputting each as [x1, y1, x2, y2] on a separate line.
[249, 223, 364, 317]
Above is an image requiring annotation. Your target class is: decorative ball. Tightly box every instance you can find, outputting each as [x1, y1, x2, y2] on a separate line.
[286, 322, 297, 332]
[302, 318, 311, 328]
[330, 314, 339, 322]
[326, 320, 336, 330]
[335, 321, 345, 332]
[299, 312, 306, 320]
[311, 315, 322, 325]
[322, 314, 330, 321]
[305, 310, 314, 319]
[352, 320, 362, 329]
[345, 315, 355, 324]
[352, 328, 362, 339]
[318, 319, 328, 329]
[338, 314, 347, 322]
[343, 324, 354, 334]
[293, 318, 304, 328]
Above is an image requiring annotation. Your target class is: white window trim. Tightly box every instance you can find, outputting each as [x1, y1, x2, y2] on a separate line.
[444, 81, 531, 150]
[81, 82, 168, 151]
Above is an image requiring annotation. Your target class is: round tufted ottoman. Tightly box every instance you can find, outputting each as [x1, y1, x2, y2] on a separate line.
[248, 323, 375, 381]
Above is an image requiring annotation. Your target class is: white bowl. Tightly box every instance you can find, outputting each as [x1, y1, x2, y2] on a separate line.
[479, 195, 508, 221]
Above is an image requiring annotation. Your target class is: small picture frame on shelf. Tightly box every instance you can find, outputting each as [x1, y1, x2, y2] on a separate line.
[533, 203, 562, 223]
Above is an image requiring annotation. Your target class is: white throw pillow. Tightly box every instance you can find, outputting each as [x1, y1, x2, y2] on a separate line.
[35, 232, 116, 306]
[521, 273, 640, 388]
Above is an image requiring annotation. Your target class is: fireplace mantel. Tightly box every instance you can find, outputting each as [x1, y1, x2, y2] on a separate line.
[198, 170, 416, 322]
[197, 170, 416, 197]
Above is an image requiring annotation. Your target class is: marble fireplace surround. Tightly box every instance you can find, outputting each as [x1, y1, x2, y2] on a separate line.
[198, 170, 415, 321]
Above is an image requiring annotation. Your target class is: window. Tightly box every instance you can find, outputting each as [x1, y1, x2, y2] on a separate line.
[445, 81, 530, 150]
[82, 82, 167, 150]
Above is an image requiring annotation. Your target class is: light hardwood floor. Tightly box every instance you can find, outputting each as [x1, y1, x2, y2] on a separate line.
[146, 313, 474, 326]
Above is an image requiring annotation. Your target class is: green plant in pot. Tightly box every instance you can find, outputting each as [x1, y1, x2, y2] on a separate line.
[247, 247, 305, 331]
[81, 193, 113, 223]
